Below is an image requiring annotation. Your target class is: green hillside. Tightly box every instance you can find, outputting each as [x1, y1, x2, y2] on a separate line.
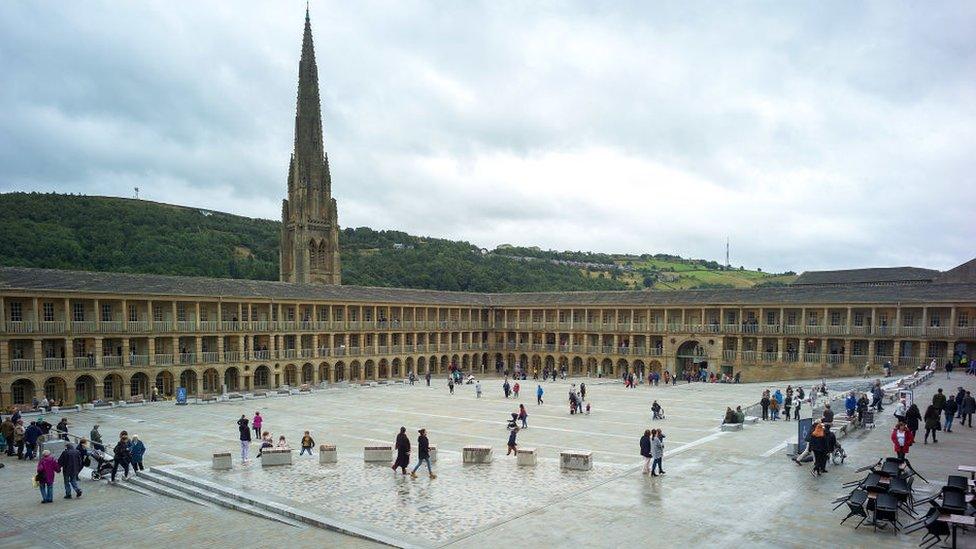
[0, 192, 794, 292]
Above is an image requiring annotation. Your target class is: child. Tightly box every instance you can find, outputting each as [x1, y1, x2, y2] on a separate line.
[513, 382, 520, 399]
[257, 432, 273, 458]
[585, 402, 591, 415]
[300, 431, 315, 456]
[276, 435, 288, 449]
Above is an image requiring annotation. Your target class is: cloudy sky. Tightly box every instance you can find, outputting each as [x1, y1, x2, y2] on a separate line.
[1, 1, 974, 273]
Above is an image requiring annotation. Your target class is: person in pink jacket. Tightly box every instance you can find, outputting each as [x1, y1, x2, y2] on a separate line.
[36, 450, 61, 503]
[252, 412, 263, 440]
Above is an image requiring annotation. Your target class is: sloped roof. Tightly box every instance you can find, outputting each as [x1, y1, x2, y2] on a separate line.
[791, 267, 939, 286]
[2, 266, 975, 308]
[935, 258, 976, 284]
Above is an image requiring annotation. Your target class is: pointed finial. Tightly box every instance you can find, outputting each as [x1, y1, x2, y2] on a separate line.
[306, 1, 310, 20]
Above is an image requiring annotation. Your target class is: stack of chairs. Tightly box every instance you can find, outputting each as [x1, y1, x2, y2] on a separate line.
[904, 474, 976, 548]
[834, 456, 922, 532]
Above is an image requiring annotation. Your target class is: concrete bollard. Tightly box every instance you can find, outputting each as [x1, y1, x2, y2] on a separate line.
[516, 447, 537, 466]
[560, 450, 593, 471]
[212, 452, 233, 470]
[364, 445, 393, 463]
[463, 445, 493, 464]
[319, 444, 337, 464]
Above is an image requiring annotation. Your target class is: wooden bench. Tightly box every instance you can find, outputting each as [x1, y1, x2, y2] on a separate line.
[463, 445, 493, 464]
[212, 452, 232, 470]
[560, 450, 593, 471]
[319, 444, 337, 464]
[364, 445, 393, 462]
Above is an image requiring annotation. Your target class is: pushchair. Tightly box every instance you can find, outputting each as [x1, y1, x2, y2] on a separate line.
[506, 413, 518, 430]
[89, 449, 114, 480]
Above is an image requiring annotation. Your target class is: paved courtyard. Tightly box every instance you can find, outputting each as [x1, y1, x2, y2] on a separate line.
[2, 373, 975, 548]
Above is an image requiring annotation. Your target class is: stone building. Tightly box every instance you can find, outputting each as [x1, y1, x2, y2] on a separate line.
[0, 11, 974, 407]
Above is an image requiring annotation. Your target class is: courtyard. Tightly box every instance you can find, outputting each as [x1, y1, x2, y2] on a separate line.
[2, 373, 975, 548]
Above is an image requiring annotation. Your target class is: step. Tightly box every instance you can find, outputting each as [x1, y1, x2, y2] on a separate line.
[125, 475, 211, 507]
[110, 477, 155, 498]
[148, 467, 412, 548]
[136, 470, 304, 528]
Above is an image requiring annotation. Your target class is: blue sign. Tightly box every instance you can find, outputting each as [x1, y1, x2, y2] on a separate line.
[797, 417, 813, 450]
[176, 387, 187, 405]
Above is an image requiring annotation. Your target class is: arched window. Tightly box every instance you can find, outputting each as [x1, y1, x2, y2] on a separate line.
[318, 241, 328, 268]
[308, 240, 318, 270]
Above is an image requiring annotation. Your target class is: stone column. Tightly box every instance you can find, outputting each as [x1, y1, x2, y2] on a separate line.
[95, 337, 104, 368]
[122, 338, 130, 367]
[65, 337, 74, 368]
[94, 299, 101, 331]
[777, 337, 785, 361]
[148, 338, 155, 366]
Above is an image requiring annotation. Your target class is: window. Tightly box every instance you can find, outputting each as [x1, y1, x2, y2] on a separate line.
[879, 313, 889, 326]
[199, 309, 208, 321]
[287, 307, 295, 321]
[929, 312, 941, 327]
[807, 312, 819, 326]
[903, 312, 914, 326]
[101, 304, 112, 322]
[177, 303, 186, 322]
[854, 313, 864, 327]
[830, 312, 841, 326]
[153, 306, 163, 322]
[43, 302, 54, 322]
[128, 305, 138, 322]
[73, 303, 85, 322]
[787, 312, 797, 325]
[766, 312, 775, 325]
[10, 302, 22, 322]
[959, 312, 970, 328]
[726, 312, 736, 324]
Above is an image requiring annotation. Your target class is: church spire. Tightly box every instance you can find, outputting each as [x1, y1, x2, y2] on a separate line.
[280, 7, 341, 285]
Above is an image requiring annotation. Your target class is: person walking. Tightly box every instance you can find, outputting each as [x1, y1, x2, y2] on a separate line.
[36, 450, 60, 503]
[955, 387, 966, 418]
[922, 405, 940, 444]
[238, 415, 251, 463]
[580, 382, 586, 401]
[57, 443, 83, 499]
[506, 426, 519, 455]
[129, 435, 147, 472]
[536, 384, 544, 405]
[891, 422, 914, 459]
[24, 421, 41, 461]
[409, 428, 436, 479]
[962, 391, 975, 428]
[650, 429, 665, 476]
[760, 391, 770, 421]
[905, 403, 921, 437]
[651, 400, 663, 420]
[807, 423, 829, 477]
[448, 378, 455, 395]
[110, 432, 132, 482]
[503, 379, 511, 399]
[640, 429, 652, 474]
[769, 397, 780, 421]
[933, 388, 947, 412]
[518, 404, 528, 429]
[392, 427, 410, 475]
[943, 397, 958, 432]
[425, 371, 431, 386]
[252, 412, 263, 441]
[56, 418, 69, 441]
[513, 381, 520, 399]
[783, 394, 792, 422]
[475, 380, 482, 398]
[300, 431, 315, 456]
[893, 398, 908, 423]
[857, 393, 870, 425]
[14, 420, 25, 459]
[871, 384, 884, 413]
[90, 424, 104, 452]
[1, 416, 14, 456]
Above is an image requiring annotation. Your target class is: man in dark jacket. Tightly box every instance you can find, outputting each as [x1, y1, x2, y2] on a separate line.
[640, 430, 652, 474]
[943, 398, 958, 432]
[57, 443, 83, 499]
[24, 421, 42, 460]
[410, 428, 436, 479]
[963, 391, 975, 428]
[955, 387, 966, 419]
[1, 416, 14, 455]
[932, 389, 947, 411]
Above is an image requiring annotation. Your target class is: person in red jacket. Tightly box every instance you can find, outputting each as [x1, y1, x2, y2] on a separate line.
[891, 422, 914, 460]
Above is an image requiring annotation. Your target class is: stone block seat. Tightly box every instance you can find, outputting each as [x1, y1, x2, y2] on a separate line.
[560, 450, 593, 471]
[743, 416, 759, 424]
[319, 444, 337, 464]
[517, 447, 537, 466]
[212, 452, 232, 470]
[364, 445, 393, 462]
[261, 447, 293, 467]
[463, 445, 493, 464]
[721, 423, 743, 432]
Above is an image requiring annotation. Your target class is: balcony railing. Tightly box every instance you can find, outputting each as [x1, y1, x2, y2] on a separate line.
[72, 321, 97, 333]
[102, 355, 123, 368]
[42, 357, 66, 371]
[100, 321, 124, 333]
[154, 353, 174, 365]
[178, 353, 196, 365]
[6, 321, 34, 334]
[128, 321, 151, 333]
[130, 354, 150, 366]
[10, 358, 35, 372]
[761, 352, 779, 362]
[39, 321, 65, 334]
[200, 351, 220, 363]
[74, 356, 96, 369]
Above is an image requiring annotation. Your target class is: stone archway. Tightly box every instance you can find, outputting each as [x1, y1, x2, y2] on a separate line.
[43, 376, 67, 403]
[405, 357, 414, 376]
[283, 364, 298, 386]
[350, 360, 362, 381]
[572, 356, 584, 375]
[392, 358, 402, 378]
[648, 359, 663, 374]
[202, 368, 220, 393]
[417, 356, 426, 375]
[301, 363, 314, 384]
[103, 373, 124, 400]
[617, 359, 629, 375]
[225, 367, 241, 391]
[676, 339, 706, 378]
[587, 357, 598, 375]
[379, 359, 389, 379]
[364, 360, 376, 380]
[252, 366, 270, 390]
[601, 358, 614, 376]
[319, 362, 330, 382]
[10, 378, 35, 405]
[155, 370, 174, 397]
[75, 375, 97, 403]
[180, 369, 199, 394]
[129, 372, 150, 397]
[333, 361, 344, 382]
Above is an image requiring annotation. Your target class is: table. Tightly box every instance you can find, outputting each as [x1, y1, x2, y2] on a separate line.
[958, 465, 976, 479]
[938, 514, 975, 549]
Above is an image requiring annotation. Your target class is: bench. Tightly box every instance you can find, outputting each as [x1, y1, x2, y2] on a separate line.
[560, 450, 593, 471]
[253, 390, 268, 398]
[743, 416, 759, 424]
[319, 444, 337, 464]
[364, 445, 393, 462]
[721, 423, 743, 432]
[227, 393, 244, 400]
[261, 447, 293, 467]
[517, 447, 537, 466]
[212, 452, 232, 470]
[463, 445, 493, 464]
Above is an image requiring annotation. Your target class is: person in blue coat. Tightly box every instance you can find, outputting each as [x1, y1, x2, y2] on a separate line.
[24, 421, 42, 460]
[536, 384, 544, 405]
[845, 391, 857, 419]
[129, 435, 147, 471]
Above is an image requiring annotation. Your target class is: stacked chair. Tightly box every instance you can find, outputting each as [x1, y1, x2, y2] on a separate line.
[834, 456, 923, 533]
[904, 474, 975, 548]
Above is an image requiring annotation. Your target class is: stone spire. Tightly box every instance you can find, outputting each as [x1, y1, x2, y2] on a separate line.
[280, 7, 341, 285]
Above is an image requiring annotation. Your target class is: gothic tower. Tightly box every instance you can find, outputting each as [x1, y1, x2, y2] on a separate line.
[280, 8, 341, 285]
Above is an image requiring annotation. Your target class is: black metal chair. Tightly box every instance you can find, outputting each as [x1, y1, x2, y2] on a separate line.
[918, 508, 950, 549]
[839, 489, 869, 528]
[888, 476, 918, 517]
[946, 475, 968, 492]
[874, 493, 902, 532]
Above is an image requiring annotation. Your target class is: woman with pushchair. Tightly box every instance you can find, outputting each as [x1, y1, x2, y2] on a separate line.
[651, 400, 665, 420]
